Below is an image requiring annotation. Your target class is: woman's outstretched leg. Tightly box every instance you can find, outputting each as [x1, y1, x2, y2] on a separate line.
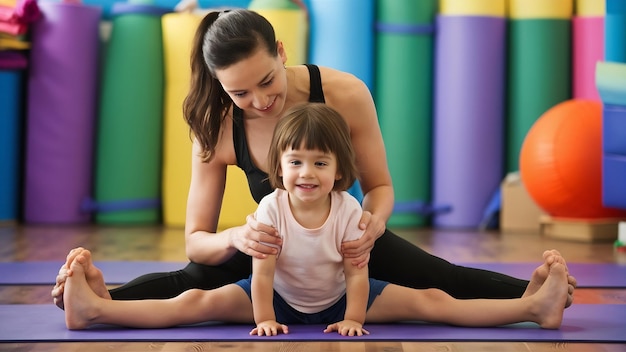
[53, 248, 252, 308]
[369, 230, 576, 304]
[63, 254, 253, 330]
[366, 261, 569, 329]
[52, 248, 110, 309]
[369, 230, 528, 297]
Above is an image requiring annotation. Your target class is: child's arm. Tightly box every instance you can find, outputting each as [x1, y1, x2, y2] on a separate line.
[324, 258, 370, 336]
[250, 255, 288, 336]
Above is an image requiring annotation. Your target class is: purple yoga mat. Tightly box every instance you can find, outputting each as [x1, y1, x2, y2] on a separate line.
[432, 16, 506, 229]
[0, 304, 624, 342]
[0, 261, 625, 288]
[23, 2, 102, 224]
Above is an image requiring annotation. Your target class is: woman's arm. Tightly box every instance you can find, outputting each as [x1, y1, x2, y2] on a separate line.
[184, 140, 280, 265]
[324, 69, 394, 223]
[322, 68, 394, 263]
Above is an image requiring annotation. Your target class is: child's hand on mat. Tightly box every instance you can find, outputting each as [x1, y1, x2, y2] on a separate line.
[341, 210, 384, 268]
[232, 214, 282, 259]
[250, 320, 289, 336]
[324, 319, 369, 336]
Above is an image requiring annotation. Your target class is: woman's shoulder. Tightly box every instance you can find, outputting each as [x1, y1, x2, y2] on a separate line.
[320, 66, 370, 96]
[211, 109, 237, 165]
[316, 67, 376, 122]
[317, 65, 365, 88]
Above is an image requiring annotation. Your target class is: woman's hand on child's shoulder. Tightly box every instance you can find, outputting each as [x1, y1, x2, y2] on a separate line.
[230, 214, 282, 259]
[341, 210, 385, 268]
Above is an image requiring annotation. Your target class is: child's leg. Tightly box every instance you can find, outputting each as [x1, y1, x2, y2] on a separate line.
[64, 256, 253, 330]
[366, 263, 568, 329]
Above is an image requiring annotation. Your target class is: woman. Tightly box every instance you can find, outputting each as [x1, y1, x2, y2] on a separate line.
[61, 104, 569, 335]
[52, 9, 575, 307]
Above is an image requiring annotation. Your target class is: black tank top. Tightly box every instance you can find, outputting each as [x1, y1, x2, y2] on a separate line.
[232, 64, 325, 203]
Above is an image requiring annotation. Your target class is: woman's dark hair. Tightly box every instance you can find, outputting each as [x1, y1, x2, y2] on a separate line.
[267, 103, 358, 192]
[183, 9, 278, 162]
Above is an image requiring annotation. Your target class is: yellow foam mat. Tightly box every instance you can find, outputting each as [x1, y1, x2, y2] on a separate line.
[508, 0, 573, 19]
[218, 166, 259, 231]
[161, 13, 257, 229]
[575, 0, 605, 16]
[0, 36, 30, 50]
[439, 0, 506, 17]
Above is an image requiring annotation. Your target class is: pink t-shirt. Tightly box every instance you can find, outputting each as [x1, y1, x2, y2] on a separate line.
[255, 189, 364, 313]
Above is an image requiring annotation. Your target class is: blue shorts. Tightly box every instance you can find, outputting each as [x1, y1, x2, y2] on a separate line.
[234, 277, 389, 324]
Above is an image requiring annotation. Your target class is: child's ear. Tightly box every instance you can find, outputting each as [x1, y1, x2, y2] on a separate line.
[335, 173, 342, 181]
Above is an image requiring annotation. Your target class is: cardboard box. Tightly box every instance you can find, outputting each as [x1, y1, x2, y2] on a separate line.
[500, 172, 547, 233]
[540, 215, 621, 242]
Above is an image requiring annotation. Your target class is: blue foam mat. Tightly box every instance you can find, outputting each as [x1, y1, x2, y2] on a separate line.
[1, 261, 625, 288]
[0, 304, 623, 342]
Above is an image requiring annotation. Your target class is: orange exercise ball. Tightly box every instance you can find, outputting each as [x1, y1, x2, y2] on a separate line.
[520, 99, 626, 219]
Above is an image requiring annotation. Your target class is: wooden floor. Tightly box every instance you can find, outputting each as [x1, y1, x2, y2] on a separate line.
[1, 223, 625, 351]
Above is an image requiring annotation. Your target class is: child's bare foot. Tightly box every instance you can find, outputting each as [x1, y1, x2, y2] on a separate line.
[530, 262, 568, 329]
[52, 248, 111, 310]
[523, 250, 576, 308]
[64, 256, 105, 330]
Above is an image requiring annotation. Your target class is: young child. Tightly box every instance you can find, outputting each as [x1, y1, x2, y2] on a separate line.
[62, 103, 570, 336]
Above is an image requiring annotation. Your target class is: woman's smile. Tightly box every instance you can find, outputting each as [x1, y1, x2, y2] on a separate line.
[258, 96, 277, 112]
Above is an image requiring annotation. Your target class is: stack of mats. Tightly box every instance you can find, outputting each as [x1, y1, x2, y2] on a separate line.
[506, 0, 572, 172]
[432, 0, 506, 229]
[307, 0, 374, 90]
[376, 0, 436, 228]
[598, 0, 626, 210]
[0, 0, 39, 222]
[89, 2, 169, 225]
[595, 0, 626, 209]
[572, 0, 604, 101]
[160, 12, 200, 228]
[604, 0, 626, 62]
[23, 1, 101, 224]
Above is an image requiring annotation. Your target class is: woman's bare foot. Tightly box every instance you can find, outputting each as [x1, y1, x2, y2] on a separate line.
[523, 250, 576, 308]
[52, 247, 84, 309]
[529, 262, 568, 329]
[64, 256, 105, 330]
[52, 248, 111, 310]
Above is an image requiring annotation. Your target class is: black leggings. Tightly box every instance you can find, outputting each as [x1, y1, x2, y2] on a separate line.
[109, 229, 528, 300]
